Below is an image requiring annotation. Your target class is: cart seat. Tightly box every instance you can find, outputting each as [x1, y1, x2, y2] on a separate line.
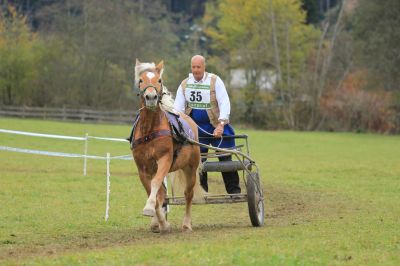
[202, 159, 252, 172]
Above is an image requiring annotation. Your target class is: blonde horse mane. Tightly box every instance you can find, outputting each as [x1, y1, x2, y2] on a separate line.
[135, 62, 160, 84]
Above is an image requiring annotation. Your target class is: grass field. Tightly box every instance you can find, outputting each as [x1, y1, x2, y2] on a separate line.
[1, 117, 399, 265]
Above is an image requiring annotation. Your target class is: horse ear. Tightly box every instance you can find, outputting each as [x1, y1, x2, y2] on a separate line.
[136, 59, 141, 66]
[156, 60, 164, 76]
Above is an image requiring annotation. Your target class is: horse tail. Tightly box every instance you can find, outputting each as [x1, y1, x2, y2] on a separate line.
[170, 165, 206, 203]
[194, 163, 207, 202]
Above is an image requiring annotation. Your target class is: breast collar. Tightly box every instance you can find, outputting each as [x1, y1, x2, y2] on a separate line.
[131, 130, 172, 149]
[128, 110, 194, 149]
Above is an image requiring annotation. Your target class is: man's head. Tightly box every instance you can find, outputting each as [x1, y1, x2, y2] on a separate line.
[191, 55, 206, 81]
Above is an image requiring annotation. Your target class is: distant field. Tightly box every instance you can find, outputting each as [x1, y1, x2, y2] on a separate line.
[1, 117, 399, 265]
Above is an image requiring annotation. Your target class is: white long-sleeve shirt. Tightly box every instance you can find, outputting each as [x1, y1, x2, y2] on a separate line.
[174, 72, 231, 121]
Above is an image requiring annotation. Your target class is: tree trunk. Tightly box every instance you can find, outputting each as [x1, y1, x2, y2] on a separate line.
[285, 22, 295, 128]
[308, 0, 346, 130]
[269, 0, 281, 83]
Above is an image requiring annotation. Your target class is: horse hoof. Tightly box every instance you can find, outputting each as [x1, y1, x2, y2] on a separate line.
[160, 222, 171, 234]
[143, 208, 155, 217]
[150, 225, 160, 233]
[182, 225, 193, 233]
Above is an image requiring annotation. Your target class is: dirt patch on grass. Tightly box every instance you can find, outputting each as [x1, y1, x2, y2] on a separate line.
[1, 225, 250, 263]
[266, 184, 312, 218]
[265, 184, 349, 226]
[0, 184, 350, 263]
[0, 229, 156, 262]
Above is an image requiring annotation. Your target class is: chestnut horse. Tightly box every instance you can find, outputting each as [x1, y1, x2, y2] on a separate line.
[130, 59, 202, 233]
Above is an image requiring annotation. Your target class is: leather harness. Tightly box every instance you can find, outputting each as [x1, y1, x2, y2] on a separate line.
[131, 129, 172, 149]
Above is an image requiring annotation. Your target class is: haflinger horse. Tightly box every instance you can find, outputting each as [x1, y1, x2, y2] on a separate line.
[130, 59, 203, 233]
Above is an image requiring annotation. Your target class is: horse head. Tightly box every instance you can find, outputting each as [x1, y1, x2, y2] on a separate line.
[135, 59, 164, 110]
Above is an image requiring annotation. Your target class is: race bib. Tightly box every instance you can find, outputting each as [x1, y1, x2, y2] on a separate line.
[185, 83, 211, 109]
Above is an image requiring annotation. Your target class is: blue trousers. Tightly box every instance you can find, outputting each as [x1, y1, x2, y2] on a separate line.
[197, 124, 241, 194]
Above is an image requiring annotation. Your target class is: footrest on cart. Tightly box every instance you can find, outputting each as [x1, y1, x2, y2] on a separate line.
[166, 194, 247, 205]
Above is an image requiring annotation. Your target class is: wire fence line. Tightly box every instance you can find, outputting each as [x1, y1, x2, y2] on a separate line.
[0, 129, 129, 142]
[0, 145, 131, 160]
[0, 128, 132, 172]
[0, 128, 133, 222]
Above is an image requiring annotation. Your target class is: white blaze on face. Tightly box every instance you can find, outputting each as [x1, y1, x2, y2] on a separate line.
[146, 72, 155, 80]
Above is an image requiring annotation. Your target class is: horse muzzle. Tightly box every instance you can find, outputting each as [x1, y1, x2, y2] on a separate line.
[144, 91, 159, 110]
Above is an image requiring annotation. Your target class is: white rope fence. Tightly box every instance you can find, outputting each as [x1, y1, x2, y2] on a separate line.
[0, 129, 87, 140]
[0, 128, 132, 222]
[0, 145, 115, 159]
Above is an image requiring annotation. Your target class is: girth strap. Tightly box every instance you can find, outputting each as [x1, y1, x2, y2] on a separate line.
[131, 130, 172, 149]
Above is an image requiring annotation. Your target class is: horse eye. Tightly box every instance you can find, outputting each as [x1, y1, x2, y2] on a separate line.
[138, 79, 143, 85]
[158, 79, 162, 84]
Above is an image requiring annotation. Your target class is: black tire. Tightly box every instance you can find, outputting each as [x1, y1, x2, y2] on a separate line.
[247, 172, 264, 227]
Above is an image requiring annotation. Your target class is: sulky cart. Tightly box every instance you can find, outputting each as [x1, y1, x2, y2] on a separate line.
[165, 134, 265, 227]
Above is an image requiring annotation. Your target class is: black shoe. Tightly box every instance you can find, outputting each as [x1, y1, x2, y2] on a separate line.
[230, 192, 241, 200]
[228, 188, 241, 194]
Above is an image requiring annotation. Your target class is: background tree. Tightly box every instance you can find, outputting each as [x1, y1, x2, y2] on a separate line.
[33, 0, 183, 109]
[352, 0, 400, 91]
[0, 5, 41, 105]
[1, 0, 399, 133]
[204, 0, 319, 128]
[351, 0, 400, 132]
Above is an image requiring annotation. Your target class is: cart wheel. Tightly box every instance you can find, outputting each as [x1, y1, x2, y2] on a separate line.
[247, 172, 264, 227]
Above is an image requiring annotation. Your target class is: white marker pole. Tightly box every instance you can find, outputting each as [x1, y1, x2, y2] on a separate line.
[83, 133, 89, 176]
[105, 153, 111, 221]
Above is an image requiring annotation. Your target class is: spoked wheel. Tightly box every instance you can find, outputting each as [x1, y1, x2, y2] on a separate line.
[246, 172, 264, 227]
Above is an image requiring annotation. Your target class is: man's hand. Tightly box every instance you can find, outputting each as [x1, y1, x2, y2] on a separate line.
[213, 123, 224, 137]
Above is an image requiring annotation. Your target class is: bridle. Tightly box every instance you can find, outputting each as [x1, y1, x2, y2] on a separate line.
[138, 83, 161, 96]
[136, 73, 164, 101]
[130, 70, 173, 148]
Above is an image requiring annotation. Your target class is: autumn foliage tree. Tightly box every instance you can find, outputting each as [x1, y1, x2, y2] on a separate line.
[204, 0, 320, 128]
[320, 71, 394, 133]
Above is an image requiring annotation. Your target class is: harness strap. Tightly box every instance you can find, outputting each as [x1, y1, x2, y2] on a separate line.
[131, 130, 172, 149]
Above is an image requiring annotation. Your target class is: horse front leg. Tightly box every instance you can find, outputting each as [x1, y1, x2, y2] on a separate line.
[136, 169, 161, 232]
[149, 181, 168, 233]
[142, 177, 160, 217]
[143, 156, 171, 233]
[182, 165, 197, 232]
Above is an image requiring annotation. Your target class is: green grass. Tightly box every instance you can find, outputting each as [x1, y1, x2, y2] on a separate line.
[1, 117, 399, 265]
